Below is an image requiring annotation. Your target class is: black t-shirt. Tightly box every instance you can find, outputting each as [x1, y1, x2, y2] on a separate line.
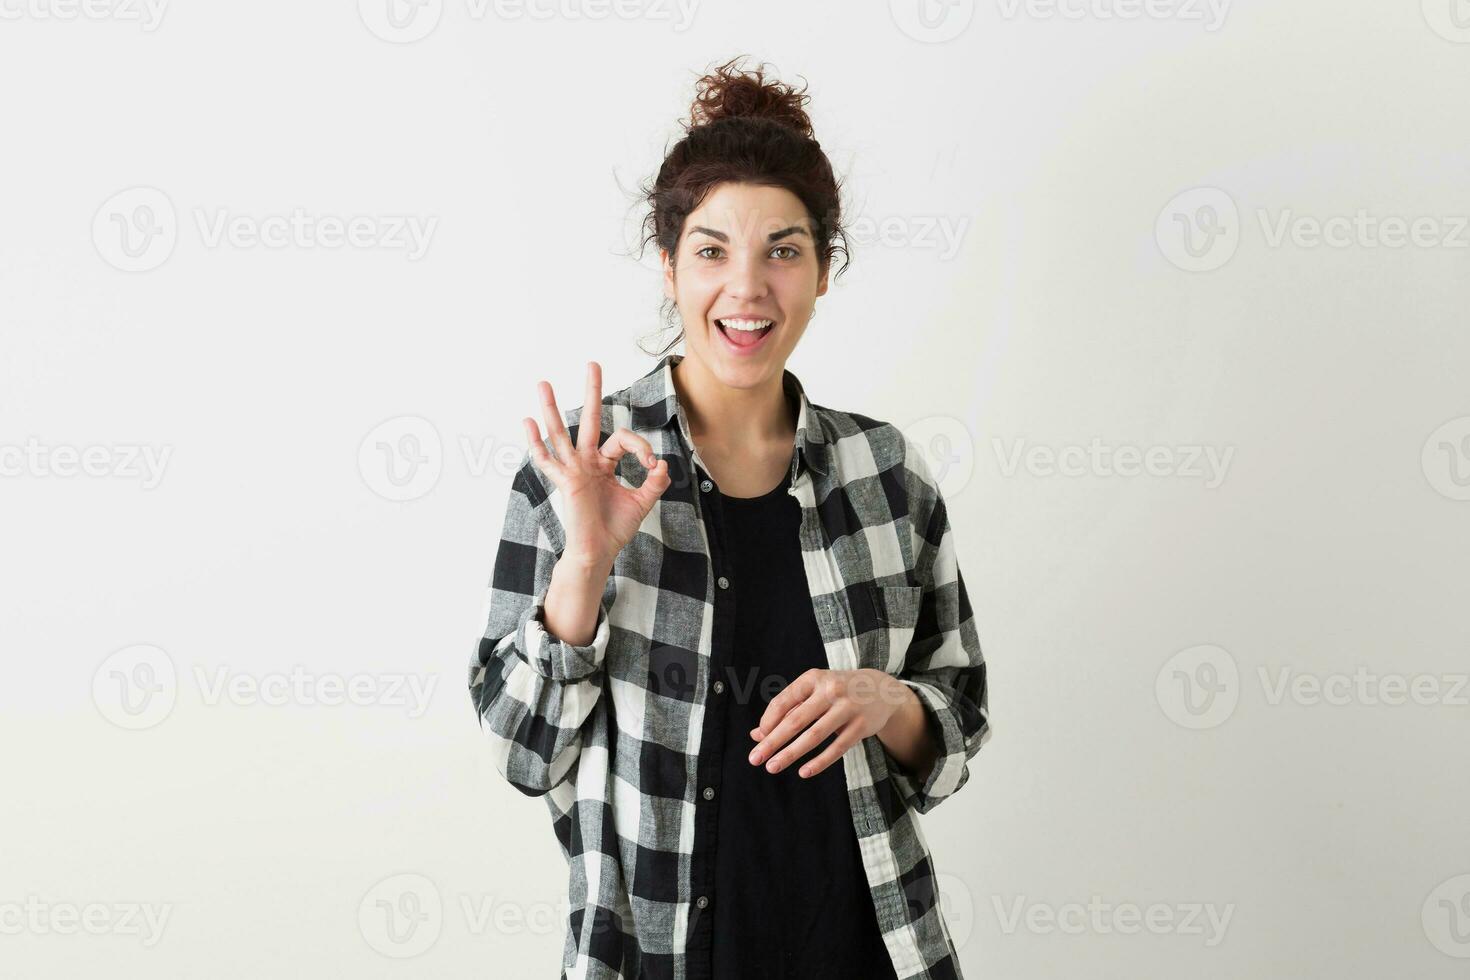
[695, 464, 898, 980]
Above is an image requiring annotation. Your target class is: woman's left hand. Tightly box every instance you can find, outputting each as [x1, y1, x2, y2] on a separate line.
[746, 668, 909, 779]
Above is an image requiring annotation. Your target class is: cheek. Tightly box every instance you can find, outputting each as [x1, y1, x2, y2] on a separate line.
[776, 265, 820, 294]
[778, 319, 809, 350]
[677, 282, 721, 313]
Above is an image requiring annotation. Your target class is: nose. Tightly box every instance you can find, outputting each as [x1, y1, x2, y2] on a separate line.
[724, 251, 768, 300]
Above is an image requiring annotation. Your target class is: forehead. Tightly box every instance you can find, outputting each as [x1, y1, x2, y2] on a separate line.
[685, 183, 810, 239]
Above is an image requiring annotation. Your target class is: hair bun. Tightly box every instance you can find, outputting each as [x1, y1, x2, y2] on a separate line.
[686, 56, 814, 139]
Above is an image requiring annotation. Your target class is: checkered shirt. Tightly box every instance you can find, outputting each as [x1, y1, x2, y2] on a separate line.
[470, 352, 990, 979]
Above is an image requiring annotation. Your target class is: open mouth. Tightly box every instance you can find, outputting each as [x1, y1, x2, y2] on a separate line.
[714, 317, 775, 352]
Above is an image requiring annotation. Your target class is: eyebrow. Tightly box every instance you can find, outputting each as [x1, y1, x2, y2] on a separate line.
[687, 224, 812, 243]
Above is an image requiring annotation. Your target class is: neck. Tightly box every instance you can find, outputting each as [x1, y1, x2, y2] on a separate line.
[671, 354, 795, 453]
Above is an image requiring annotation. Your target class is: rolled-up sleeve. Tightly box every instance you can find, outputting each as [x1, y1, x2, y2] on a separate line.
[887, 437, 991, 815]
[469, 451, 613, 798]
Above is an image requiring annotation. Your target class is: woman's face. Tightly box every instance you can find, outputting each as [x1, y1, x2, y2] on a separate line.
[662, 181, 828, 390]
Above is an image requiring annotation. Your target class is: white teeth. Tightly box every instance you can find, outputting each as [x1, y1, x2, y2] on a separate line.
[717, 318, 774, 331]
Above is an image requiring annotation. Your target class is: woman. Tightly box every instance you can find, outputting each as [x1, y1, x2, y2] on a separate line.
[470, 56, 989, 980]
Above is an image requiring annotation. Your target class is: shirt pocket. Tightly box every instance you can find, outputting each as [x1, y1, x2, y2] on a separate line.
[852, 582, 924, 674]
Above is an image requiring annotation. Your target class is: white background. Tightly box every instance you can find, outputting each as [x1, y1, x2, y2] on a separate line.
[3, 0, 1469, 976]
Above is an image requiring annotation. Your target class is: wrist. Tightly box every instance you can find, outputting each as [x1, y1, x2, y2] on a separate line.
[877, 674, 917, 731]
[560, 551, 613, 579]
[874, 677, 937, 780]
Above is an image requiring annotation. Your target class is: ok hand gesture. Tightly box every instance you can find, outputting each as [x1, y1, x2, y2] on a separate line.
[524, 361, 672, 571]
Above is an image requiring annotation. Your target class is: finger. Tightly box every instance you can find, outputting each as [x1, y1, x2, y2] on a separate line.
[755, 668, 820, 736]
[523, 417, 565, 481]
[763, 704, 849, 775]
[751, 683, 829, 765]
[601, 429, 673, 509]
[796, 717, 866, 779]
[539, 380, 575, 463]
[598, 428, 657, 469]
[576, 361, 602, 453]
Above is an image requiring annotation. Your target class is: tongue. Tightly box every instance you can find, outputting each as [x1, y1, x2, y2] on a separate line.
[722, 323, 769, 348]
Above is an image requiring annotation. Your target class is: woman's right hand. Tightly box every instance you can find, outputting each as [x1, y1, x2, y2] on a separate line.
[523, 360, 672, 572]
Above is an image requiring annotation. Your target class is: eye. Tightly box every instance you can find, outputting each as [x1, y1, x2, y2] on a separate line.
[772, 244, 800, 260]
[695, 246, 723, 260]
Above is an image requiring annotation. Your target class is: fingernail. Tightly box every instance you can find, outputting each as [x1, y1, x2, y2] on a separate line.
[748, 750, 760, 764]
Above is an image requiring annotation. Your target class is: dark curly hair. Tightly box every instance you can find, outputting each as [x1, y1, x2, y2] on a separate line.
[637, 55, 851, 357]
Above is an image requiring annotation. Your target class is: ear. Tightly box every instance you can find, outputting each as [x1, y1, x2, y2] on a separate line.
[816, 266, 829, 298]
[661, 248, 675, 300]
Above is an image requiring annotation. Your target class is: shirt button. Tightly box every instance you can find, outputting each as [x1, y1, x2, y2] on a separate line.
[696, 895, 709, 909]
[712, 680, 725, 694]
[717, 576, 729, 590]
[702, 786, 715, 800]
[700, 479, 713, 492]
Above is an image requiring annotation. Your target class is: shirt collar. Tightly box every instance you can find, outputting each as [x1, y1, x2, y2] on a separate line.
[629, 352, 829, 478]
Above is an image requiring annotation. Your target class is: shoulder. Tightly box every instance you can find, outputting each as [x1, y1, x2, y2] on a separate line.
[810, 402, 935, 488]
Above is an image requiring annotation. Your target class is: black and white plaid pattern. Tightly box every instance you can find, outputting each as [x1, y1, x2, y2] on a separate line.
[470, 352, 990, 980]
